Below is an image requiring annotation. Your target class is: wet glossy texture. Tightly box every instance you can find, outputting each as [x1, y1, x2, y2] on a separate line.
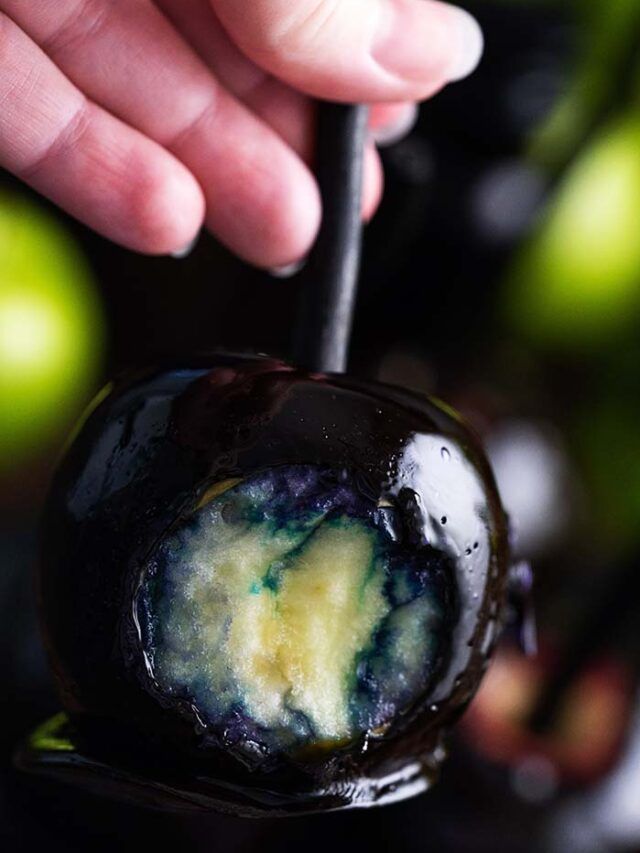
[37, 353, 508, 814]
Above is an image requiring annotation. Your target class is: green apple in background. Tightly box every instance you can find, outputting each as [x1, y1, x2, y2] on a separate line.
[506, 114, 640, 349]
[0, 193, 104, 473]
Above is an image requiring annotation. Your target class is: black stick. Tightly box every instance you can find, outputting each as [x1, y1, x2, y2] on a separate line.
[292, 103, 368, 374]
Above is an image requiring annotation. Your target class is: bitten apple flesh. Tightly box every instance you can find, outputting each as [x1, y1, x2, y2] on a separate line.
[140, 465, 451, 757]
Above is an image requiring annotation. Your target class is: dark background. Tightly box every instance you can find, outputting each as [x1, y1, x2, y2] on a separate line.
[3, 1, 640, 850]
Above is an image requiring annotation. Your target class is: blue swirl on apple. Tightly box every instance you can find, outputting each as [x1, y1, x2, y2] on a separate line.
[139, 465, 453, 757]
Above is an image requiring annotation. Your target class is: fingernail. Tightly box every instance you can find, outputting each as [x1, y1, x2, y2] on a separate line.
[171, 234, 198, 259]
[372, 3, 483, 85]
[372, 104, 419, 147]
[447, 8, 484, 82]
[268, 258, 307, 279]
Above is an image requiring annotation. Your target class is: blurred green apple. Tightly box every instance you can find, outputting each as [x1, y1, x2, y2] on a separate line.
[506, 115, 640, 349]
[0, 193, 104, 471]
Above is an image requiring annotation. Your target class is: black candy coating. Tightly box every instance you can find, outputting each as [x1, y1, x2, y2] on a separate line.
[39, 353, 508, 813]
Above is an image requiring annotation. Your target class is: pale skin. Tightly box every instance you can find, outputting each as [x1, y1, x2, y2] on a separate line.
[0, 0, 483, 267]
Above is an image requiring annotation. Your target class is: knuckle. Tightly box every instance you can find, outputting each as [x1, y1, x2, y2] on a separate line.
[250, 0, 341, 60]
[281, 0, 340, 52]
[40, 0, 110, 57]
[19, 101, 91, 180]
[166, 96, 219, 153]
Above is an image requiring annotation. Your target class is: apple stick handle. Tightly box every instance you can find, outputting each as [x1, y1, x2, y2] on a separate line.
[292, 102, 368, 375]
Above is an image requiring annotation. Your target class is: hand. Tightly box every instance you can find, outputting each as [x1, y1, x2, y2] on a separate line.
[0, 0, 483, 267]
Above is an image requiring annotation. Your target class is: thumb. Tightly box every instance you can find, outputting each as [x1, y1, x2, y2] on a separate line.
[210, 0, 483, 102]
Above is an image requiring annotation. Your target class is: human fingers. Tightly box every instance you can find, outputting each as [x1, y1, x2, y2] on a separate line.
[4, 0, 320, 267]
[156, 0, 384, 219]
[0, 13, 204, 254]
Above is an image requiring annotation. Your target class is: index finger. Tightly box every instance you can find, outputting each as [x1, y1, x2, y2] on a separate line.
[0, 13, 204, 254]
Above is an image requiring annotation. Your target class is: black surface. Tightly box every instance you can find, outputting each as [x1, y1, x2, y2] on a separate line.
[293, 103, 368, 374]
